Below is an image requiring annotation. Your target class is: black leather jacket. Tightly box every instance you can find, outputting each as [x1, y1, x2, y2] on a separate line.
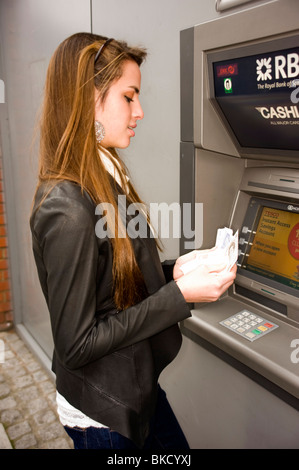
[30, 180, 191, 447]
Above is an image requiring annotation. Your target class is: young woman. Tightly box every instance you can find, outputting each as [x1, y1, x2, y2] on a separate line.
[30, 32, 236, 450]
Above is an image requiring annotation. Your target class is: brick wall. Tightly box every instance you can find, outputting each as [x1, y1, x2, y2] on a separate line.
[0, 143, 13, 330]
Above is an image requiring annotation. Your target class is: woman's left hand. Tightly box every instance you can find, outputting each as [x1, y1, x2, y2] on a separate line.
[173, 249, 215, 280]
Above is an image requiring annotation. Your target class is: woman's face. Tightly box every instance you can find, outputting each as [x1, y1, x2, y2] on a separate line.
[95, 60, 144, 149]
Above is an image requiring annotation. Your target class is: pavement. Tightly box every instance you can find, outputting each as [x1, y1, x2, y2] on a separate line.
[0, 327, 73, 449]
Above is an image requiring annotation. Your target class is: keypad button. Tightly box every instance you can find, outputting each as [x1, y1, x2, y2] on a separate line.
[220, 310, 278, 342]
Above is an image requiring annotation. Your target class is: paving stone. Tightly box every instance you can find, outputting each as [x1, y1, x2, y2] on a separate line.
[1, 408, 22, 425]
[47, 391, 56, 407]
[0, 423, 12, 449]
[39, 380, 55, 395]
[36, 421, 65, 442]
[33, 409, 56, 426]
[4, 350, 15, 360]
[14, 433, 37, 449]
[40, 437, 73, 449]
[7, 420, 31, 440]
[32, 370, 48, 382]
[0, 396, 17, 411]
[26, 361, 41, 373]
[0, 383, 10, 398]
[25, 397, 49, 415]
[10, 338, 25, 349]
[9, 339, 26, 354]
[1, 357, 19, 369]
[20, 350, 35, 362]
[15, 385, 39, 402]
[4, 364, 26, 379]
[3, 332, 19, 343]
[0, 329, 73, 449]
[12, 374, 34, 389]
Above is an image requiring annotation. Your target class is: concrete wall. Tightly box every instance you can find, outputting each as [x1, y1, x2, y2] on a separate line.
[0, 0, 92, 358]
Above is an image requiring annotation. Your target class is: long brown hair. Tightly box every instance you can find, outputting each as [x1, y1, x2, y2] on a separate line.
[36, 32, 150, 310]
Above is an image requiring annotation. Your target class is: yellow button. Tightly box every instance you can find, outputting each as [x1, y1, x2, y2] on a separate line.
[258, 326, 267, 332]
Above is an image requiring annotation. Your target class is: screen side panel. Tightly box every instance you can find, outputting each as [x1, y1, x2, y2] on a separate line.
[243, 205, 299, 290]
[213, 45, 299, 151]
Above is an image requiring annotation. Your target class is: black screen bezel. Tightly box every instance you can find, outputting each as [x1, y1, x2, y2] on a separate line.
[207, 34, 299, 160]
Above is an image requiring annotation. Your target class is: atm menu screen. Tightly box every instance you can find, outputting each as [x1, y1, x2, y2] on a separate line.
[244, 207, 299, 290]
[212, 45, 299, 151]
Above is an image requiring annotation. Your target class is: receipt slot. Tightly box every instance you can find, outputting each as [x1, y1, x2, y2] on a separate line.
[171, 0, 299, 449]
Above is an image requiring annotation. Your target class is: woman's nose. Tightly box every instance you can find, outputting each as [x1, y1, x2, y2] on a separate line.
[133, 98, 144, 120]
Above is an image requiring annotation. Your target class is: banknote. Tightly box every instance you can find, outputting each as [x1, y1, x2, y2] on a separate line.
[180, 227, 238, 275]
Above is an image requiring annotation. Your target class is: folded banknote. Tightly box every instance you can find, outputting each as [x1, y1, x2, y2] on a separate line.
[180, 227, 238, 275]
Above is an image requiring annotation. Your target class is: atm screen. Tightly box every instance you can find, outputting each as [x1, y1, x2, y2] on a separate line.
[239, 197, 299, 298]
[244, 206, 299, 290]
[208, 36, 299, 155]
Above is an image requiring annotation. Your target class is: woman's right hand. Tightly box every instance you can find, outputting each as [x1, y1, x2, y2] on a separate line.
[175, 263, 237, 304]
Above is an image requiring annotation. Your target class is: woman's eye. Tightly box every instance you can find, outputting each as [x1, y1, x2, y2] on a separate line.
[125, 96, 133, 103]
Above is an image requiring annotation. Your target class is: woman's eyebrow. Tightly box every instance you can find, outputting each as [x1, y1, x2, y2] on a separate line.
[128, 86, 140, 94]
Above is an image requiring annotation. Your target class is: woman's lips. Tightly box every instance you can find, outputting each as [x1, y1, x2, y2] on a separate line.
[128, 125, 136, 137]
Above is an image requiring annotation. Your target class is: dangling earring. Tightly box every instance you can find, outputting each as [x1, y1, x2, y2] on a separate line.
[95, 120, 105, 144]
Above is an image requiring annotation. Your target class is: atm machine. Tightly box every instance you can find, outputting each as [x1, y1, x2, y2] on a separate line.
[165, 0, 299, 448]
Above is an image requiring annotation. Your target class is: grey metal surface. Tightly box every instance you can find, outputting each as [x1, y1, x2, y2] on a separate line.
[180, 142, 195, 254]
[180, 27, 194, 144]
[184, 296, 299, 399]
[193, 0, 299, 158]
[174, 0, 299, 448]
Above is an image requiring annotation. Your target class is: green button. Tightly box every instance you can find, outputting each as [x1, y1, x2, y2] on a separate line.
[252, 329, 261, 335]
[224, 78, 233, 93]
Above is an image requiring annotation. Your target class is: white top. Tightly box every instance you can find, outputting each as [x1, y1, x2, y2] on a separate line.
[56, 391, 108, 429]
[99, 148, 129, 192]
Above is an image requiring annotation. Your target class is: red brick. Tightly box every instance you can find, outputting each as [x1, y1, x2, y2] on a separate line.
[0, 259, 8, 270]
[0, 271, 9, 282]
[0, 237, 7, 248]
[3, 270, 10, 280]
[0, 291, 9, 302]
[0, 281, 10, 291]
[0, 311, 13, 324]
[0, 302, 12, 313]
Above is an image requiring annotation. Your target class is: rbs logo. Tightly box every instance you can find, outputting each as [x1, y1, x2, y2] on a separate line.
[256, 53, 299, 81]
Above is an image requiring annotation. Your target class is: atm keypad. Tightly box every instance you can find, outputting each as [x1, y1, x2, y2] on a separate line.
[220, 310, 278, 341]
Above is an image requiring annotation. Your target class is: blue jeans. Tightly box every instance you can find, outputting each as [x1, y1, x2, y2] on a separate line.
[64, 387, 189, 449]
